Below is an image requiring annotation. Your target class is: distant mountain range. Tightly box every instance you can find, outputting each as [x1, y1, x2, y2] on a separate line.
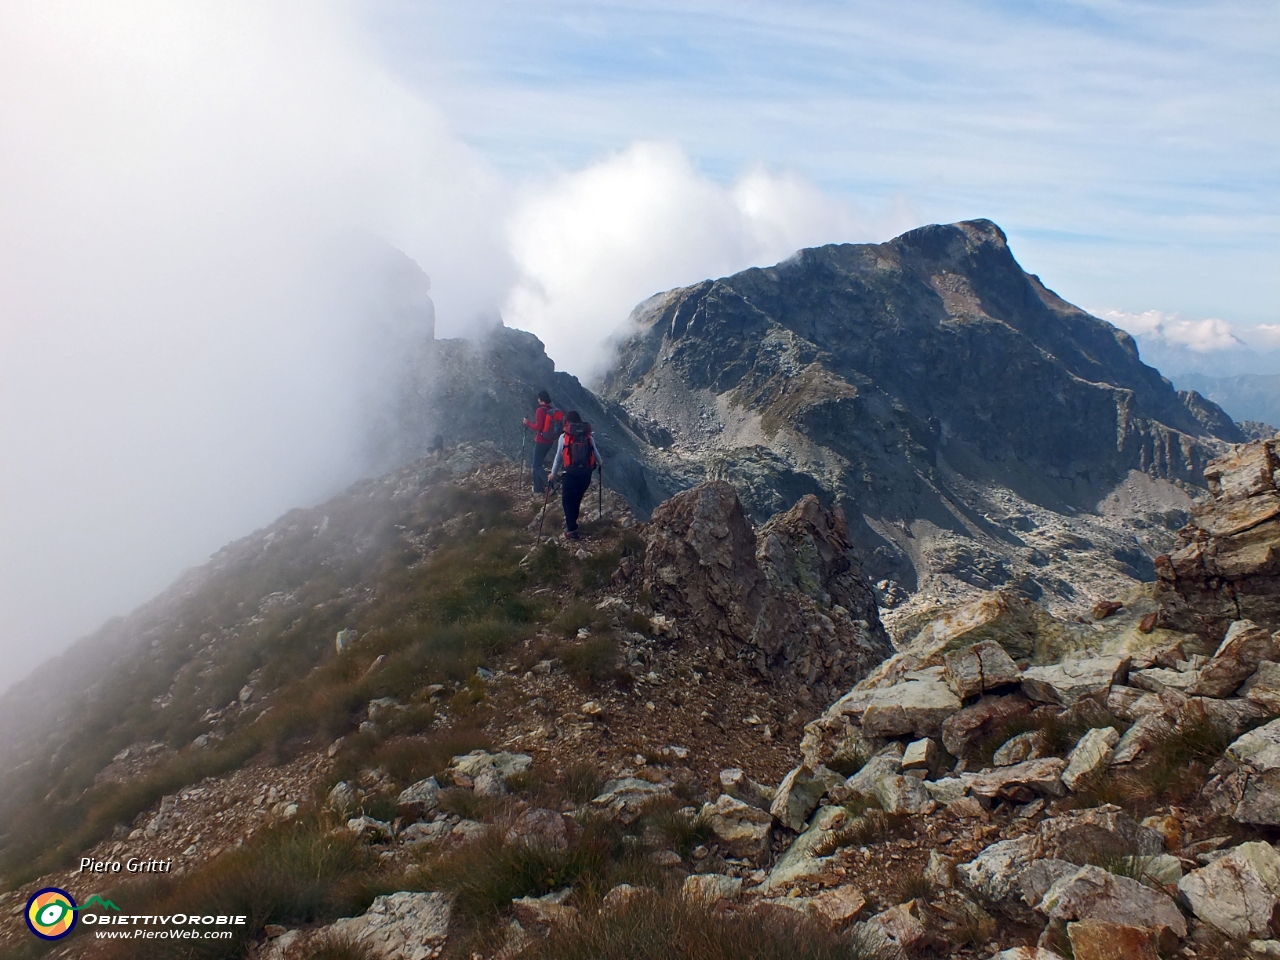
[1171, 372, 1280, 435]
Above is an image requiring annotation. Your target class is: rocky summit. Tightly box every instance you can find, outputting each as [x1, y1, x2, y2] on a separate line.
[2, 220, 1279, 960]
[598, 219, 1241, 627]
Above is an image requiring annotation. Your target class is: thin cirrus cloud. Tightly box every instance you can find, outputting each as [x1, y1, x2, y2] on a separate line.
[369, 0, 1280, 333]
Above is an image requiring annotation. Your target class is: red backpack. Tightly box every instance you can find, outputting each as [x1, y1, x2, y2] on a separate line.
[562, 421, 596, 472]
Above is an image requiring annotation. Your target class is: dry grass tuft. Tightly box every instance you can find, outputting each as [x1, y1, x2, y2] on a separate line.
[519, 887, 887, 960]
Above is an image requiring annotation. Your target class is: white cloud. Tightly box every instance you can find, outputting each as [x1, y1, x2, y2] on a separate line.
[0, 0, 512, 686]
[503, 141, 917, 380]
[1243, 324, 1280, 351]
[1098, 308, 1246, 353]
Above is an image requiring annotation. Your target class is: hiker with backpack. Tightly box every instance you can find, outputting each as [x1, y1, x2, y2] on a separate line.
[522, 390, 564, 494]
[547, 411, 603, 541]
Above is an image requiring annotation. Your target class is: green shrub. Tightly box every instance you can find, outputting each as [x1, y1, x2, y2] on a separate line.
[551, 602, 607, 638]
[561, 637, 623, 686]
[580, 550, 622, 591]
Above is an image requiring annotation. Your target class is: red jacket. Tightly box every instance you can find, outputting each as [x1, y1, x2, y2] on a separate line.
[524, 403, 563, 445]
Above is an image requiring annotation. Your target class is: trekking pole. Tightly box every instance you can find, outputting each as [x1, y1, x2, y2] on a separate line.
[519, 431, 527, 487]
[535, 482, 553, 542]
[597, 465, 603, 520]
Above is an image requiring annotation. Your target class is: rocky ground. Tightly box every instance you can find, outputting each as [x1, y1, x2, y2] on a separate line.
[4, 437, 1279, 960]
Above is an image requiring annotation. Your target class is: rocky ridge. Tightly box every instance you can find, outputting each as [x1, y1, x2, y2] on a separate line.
[4, 439, 1280, 960]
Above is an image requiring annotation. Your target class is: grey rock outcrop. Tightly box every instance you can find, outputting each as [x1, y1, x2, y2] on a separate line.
[1037, 865, 1186, 939]
[1155, 438, 1280, 640]
[1203, 718, 1280, 825]
[326, 891, 453, 960]
[1177, 841, 1280, 939]
[641, 482, 890, 697]
[698, 794, 772, 863]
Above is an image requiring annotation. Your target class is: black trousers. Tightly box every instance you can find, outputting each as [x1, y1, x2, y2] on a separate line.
[531, 441, 553, 492]
[561, 469, 593, 533]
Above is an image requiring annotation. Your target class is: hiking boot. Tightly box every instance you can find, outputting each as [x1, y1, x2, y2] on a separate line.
[562, 531, 580, 541]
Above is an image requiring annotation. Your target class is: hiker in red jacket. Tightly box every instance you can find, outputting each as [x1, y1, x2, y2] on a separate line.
[548, 411, 603, 540]
[522, 390, 564, 494]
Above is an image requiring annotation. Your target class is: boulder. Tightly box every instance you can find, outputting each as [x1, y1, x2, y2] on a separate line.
[1153, 439, 1280, 640]
[449, 750, 532, 781]
[901, 738, 940, 778]
[400, 821, 450, 846]
[504, 808, 581, 852]
[1129, 667, 1198, 693]
[835, 744, 903, 800]
[719, 768, 775, 810]
[1111, 714, 1175, 765]
[993, 951, 1066, 960]
[1021, 656, 1130, 706]
[757, 805, 844, 893]
[1066, 921, 1161, 960]
[958, 835, 1042, 903]
[1177, 841, 1280, 938]
[698, 794, 772, 863]
[1037, 806, 1165, 863]
[872, 775, 934, 815]
[682, 873, 742, 904]
[1204, 718, 1280, 825]
[347, 816, 394, 842]
[1038, 865, 1186, 939]
[1061, 727, 1119, 792]
[941, 694, 1034, 757]
[1189, 620, 1280, 697]
[924, 851, 956, 889]
[904, 591, 1041, 664]
[326, 892, 453, 960]
[834, 667, 962, 739]
[642, 483, 891, 696]
[1242, 661, 1280, 715]
[1018, 859, 1077, 908]
[511, 889, 577, 929]
[327, 781, 360, 813]
[770, 764, 842, 832]
[808, 885, 867, 926]
[993, 730, 1047, 767]
[856, 901, 927, 953]
[944, 640, 1022, 699]
[963, 758, 1067, 803]
[396, 777, 440, 819]
[591, 779, 673, 825]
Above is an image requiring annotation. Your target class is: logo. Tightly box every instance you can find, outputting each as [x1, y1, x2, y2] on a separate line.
[25, 888, 78, 940]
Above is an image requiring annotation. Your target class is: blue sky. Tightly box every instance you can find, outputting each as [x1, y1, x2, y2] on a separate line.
[364, 0, 1278, 333]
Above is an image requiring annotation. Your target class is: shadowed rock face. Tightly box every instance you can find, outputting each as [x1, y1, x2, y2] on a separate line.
[1155, 438, 1280, 640]
[641, 481, 892, 703]
[600, 219, 1236, 607]
[379, 324, 683, 514]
